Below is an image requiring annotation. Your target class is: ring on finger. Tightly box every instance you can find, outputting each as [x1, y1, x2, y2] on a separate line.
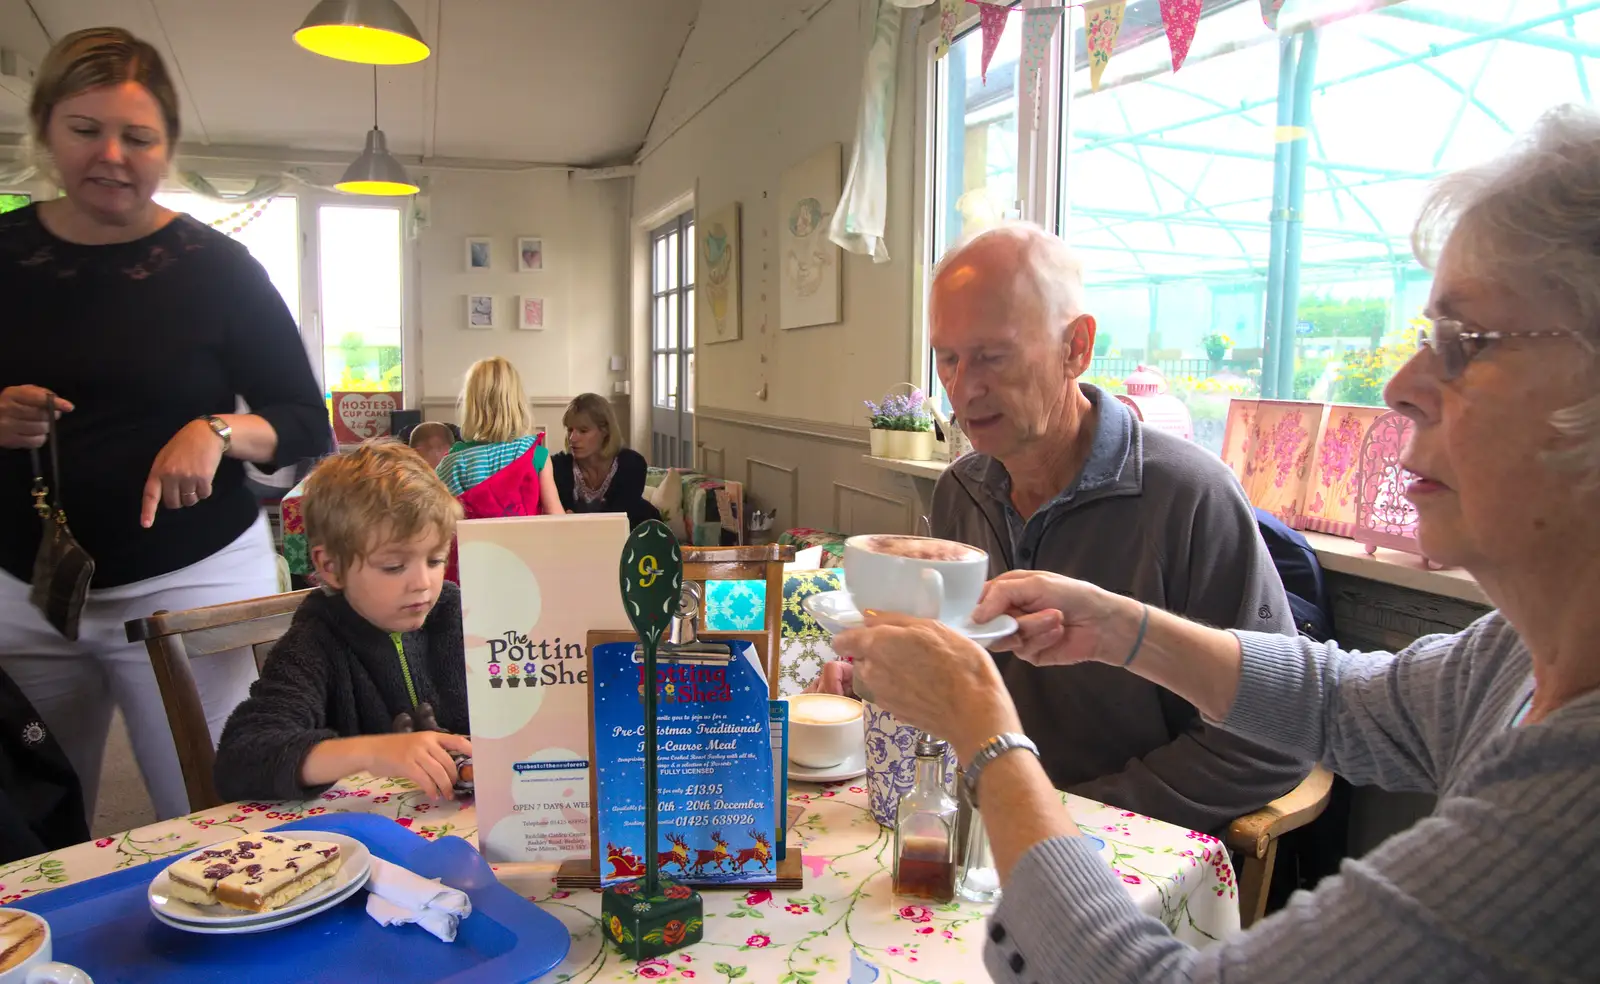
[181, 490, 199, 503]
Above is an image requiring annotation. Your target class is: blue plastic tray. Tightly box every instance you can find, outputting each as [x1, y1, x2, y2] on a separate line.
[13, 814, 570, 983]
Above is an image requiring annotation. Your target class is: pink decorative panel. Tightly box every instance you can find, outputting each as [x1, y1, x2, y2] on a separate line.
[1354, 409, 1426, 558]
[1219, 399, 1329, 527]
[1301, 405, 1387, 537]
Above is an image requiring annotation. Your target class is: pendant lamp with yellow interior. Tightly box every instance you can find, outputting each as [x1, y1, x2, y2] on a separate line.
[336, 67, 418, 196]
[294, 0, 430, 66]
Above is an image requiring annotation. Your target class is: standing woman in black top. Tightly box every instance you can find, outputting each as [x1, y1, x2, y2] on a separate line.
[0, 28, 330, 822]
[550, 393, 660, 529]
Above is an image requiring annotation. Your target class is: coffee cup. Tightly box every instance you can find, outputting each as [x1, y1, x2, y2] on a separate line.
[0, 912, 92, 984]
[783, 693, 865, 769]
[843, 534, 988, 625]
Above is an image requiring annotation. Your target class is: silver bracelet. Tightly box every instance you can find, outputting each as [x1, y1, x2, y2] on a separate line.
[962, 732, 1039, 810]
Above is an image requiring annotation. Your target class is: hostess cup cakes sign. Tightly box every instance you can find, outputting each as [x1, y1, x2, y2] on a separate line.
[457, 514, 630, 862]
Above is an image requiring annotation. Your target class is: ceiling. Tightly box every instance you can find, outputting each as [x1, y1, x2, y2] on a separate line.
[2, 0, 700, 166]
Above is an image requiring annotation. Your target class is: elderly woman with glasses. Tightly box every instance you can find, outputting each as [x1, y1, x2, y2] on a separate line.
[832, 107, 1600, 983]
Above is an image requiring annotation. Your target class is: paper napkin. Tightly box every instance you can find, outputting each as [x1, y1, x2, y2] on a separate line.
[363, 857, 473, 942]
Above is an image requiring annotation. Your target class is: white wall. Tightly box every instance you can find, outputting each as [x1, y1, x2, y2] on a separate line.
[416, 168, 630, 431]
[628, 0, 929, 535]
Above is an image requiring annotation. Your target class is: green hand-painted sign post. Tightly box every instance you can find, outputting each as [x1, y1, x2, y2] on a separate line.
[602, 520, 704, 961]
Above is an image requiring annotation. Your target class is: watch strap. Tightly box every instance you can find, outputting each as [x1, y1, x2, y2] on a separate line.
[963, 732, 1039, 809]
[202, 414, 232, 453]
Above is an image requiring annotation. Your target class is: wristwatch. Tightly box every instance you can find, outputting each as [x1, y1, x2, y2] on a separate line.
[963, 732, 1039, 809]
[201, 414, 232, 454]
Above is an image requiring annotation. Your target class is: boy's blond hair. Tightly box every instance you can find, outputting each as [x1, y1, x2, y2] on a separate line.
[301, 440, 463, 572]
[460, 356, 534, 444]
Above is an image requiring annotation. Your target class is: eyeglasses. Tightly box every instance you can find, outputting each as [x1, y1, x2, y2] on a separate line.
[1417, 317, 1570, 380]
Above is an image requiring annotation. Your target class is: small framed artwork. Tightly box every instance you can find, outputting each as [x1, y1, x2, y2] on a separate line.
[516, 236, 543, 272]
[466, 237, 492, 271]
[466, 294, 496, 329]
[518, 296, 545, 330]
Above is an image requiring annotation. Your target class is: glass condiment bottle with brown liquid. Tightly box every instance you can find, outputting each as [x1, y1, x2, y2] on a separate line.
[892, 733, 959, 903]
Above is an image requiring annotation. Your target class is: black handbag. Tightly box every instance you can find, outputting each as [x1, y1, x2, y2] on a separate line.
[28, 393, 94, 641]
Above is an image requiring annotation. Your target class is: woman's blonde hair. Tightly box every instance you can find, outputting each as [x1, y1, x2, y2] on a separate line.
[563, 393, 623, 459]
[460, 357, 534, 444]
[31, 28, 181, 148]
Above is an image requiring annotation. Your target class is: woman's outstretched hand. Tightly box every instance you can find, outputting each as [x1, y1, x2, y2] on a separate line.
[974, 571, 1140, 668]
[832, 611, 1021, 764]
[142, 419, 226, 527]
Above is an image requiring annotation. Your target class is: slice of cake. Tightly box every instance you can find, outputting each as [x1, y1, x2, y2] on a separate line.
[166, 834, 345, 913]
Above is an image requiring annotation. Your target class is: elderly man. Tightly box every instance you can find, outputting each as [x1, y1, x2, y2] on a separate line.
[824, 224, 1309, 834]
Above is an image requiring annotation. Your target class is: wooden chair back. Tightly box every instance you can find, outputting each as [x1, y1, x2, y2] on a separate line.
[681, 543, 795, 694]
[125, 590, 314, 813]
[1225, 764, 1335, 926]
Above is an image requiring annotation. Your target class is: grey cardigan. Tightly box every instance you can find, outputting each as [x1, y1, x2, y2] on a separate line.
[985, 611, 1600, 983]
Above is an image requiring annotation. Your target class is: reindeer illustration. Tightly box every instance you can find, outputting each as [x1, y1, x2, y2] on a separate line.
[657, 832, 690, 874]
[733, 831, 773, 872]
[605, 843, 646, 880]
[692, 831, 731, 875]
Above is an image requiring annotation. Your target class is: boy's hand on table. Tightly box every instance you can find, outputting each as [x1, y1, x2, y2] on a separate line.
[361, 732, 474, 801]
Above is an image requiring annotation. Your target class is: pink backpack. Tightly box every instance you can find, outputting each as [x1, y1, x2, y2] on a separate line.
[445, 436, 543, 583]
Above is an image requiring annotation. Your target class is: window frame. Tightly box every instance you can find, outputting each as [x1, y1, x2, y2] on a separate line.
[649, 210, 695, 413]
[913, 3, 1067, 401]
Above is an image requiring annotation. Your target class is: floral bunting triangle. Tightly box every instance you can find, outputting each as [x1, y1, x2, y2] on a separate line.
[977, 2, 1011, 84]
[1260, 0, 1285, 30]
[1084, 0, 1126, 92]
[1018, 5, 1063, 131]
[936, 0, 962, 59]
[1159, 0, 1202, 72]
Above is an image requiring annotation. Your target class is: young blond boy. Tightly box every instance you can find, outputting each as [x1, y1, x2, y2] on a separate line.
[214, 441, 471, 802]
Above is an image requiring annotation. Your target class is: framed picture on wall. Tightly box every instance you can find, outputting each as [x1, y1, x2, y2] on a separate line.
[467, 294, 496, 329]
[516, 237, 543, 272]
[518, 296, 544, 330]
[466, 236, 493, 271]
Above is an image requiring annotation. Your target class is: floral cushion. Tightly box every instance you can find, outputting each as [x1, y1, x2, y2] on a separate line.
[704, 569, 844, 695]
[778, 527, 848, 568]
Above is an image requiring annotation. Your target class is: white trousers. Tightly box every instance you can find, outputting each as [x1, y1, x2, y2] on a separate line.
[0, 513, 277, 821]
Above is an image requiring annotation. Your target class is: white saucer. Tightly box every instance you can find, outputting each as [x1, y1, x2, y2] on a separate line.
[789, 748, 868, 783]
[801, 590, 1018, 648]
[149, 831, 372, 931]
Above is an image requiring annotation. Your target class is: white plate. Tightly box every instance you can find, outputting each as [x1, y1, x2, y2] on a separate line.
[801, 590, 1018, 647]
[149, 832, 372, 928]
[150, 873, 370, 935]
[789, 748, 867, 783]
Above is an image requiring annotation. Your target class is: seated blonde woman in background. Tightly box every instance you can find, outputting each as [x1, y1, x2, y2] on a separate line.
[550, 393, 660, 529]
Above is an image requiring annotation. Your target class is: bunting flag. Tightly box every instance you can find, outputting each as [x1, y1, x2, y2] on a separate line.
[1260, 0, 1285, 30]
[1084, 0, 1126, 92]
[1018, 5, 1063, 130]
[1159, 0, 1202, 72]
[978, 2, 1010, 84]
[936, 0, 962, 59]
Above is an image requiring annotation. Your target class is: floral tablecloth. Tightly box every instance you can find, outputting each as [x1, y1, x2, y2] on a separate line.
[2, 775, 1238, 982]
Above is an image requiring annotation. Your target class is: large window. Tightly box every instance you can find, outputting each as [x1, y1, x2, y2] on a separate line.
[926, 0, 1600, 453]
[318, 205, 404, 396]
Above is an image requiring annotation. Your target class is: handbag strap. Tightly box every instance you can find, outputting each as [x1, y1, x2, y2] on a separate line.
[27, 392, 62, 519]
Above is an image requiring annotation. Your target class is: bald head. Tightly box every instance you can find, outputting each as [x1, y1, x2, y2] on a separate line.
[932, 223, 1086, 338]
[929, 223, 1097, 464]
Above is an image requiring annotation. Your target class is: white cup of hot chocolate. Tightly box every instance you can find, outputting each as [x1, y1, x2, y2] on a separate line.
[784, 693, 865, 769]
[0, 911, 92, 984]
[843, 534, 989, 626]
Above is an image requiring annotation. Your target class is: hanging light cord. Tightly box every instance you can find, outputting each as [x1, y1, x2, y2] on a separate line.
[372, 65, 379, 131]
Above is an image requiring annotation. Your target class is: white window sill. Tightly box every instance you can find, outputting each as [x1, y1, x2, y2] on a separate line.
[862, 455, 1490, 607]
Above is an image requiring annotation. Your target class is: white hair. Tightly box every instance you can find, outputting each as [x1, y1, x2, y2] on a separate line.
[932, 222, 1086, 333]
[1413, 105, 1600, 489]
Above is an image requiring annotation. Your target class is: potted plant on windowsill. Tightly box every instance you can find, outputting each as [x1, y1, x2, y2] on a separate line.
[1202, 331, 1233, 368]
[865, 389, 936, 461]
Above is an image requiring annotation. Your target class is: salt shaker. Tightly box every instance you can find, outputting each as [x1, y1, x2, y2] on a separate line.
[957, 806, 1000, 903]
